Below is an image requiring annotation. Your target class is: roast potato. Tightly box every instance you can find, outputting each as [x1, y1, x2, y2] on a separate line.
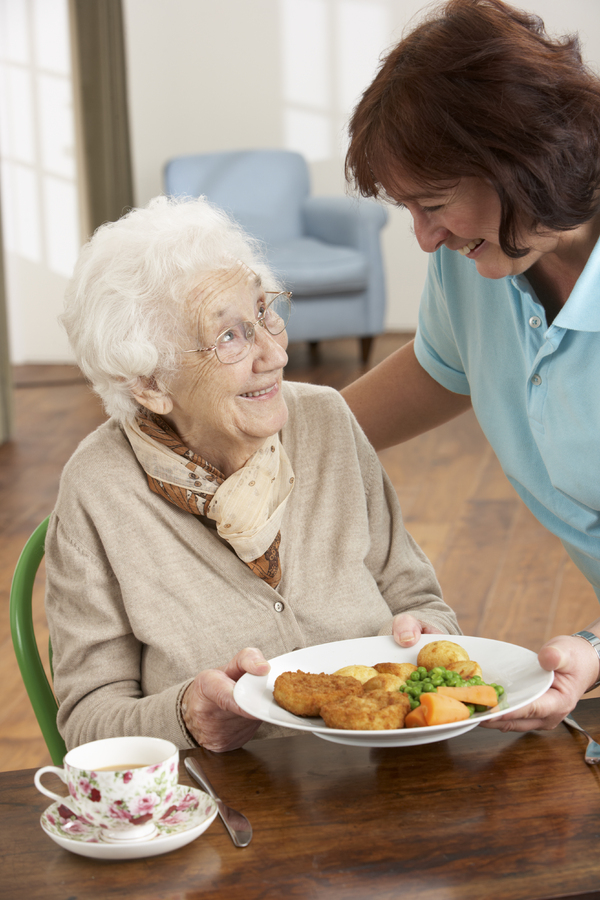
[333, 665, 379, 684]
[373, 662, 418, 683]
[447, 659, 483, 680]
[417, 640, 470, 671]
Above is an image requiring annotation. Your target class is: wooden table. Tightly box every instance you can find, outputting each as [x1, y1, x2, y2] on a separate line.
[2, 699, 600, 900]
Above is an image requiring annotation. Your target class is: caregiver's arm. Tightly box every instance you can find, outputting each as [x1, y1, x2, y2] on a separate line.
[341, 339, 472, 451]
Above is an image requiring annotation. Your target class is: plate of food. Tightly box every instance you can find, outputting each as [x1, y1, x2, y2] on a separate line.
[233, 634, 554, 747]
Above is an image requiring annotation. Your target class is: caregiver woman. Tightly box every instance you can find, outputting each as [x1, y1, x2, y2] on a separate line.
[342, 0, 600, 731]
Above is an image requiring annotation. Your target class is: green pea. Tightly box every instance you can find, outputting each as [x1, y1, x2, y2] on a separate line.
[417, 666, 428, 679]
[410, 671, 421, 682]
[430, 675, 443, 686]
[421, 682, 436, 693]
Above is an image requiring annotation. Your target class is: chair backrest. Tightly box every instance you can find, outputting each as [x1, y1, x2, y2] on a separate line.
[164, 149, 311, 247]
[9, 517, 67, 765]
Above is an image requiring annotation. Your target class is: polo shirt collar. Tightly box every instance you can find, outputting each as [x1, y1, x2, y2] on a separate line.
[553, 233, 600, 332]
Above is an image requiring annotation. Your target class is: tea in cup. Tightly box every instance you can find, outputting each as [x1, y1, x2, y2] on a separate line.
[34, 736, 179, 842]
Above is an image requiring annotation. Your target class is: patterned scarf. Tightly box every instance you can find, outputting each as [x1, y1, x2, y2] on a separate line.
[123, 414, 294, 588]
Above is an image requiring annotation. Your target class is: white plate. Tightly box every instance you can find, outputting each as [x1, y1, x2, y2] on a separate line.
[40, 784, 218, 860]
[234, 634, 554, 747]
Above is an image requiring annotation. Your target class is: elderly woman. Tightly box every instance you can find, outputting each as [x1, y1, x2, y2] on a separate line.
[46, 195, 458, 752]
[341, 0, 600, 731]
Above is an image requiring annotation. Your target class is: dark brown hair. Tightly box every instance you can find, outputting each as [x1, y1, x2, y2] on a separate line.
[346, 0, 600, 257]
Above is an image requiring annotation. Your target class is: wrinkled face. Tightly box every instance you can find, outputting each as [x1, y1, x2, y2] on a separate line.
[387, 175, 561, 279]
[163, 266, 289, 476]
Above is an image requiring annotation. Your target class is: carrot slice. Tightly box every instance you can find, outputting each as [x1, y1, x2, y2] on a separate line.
[436, 685, 498, 707]
[404, 705, 428, 728]
[420, 692, 471, 725]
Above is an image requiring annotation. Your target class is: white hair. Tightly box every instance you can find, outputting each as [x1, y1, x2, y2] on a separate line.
[61, 195, 278, 423]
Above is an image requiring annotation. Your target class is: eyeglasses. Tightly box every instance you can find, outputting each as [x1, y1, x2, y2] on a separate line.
[183, 291, 292, 365]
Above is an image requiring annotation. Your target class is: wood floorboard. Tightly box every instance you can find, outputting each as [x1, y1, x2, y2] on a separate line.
[1, 332, 598, 772]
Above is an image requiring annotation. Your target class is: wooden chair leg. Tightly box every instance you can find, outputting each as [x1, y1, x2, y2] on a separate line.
[309, 341, 320, 363]
[360, 336, 374, 365]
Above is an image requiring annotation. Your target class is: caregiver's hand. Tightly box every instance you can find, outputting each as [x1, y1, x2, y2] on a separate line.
[481, 633, 600, 732]
[181, 647, 270, 752]
[391, 613, 444, 648]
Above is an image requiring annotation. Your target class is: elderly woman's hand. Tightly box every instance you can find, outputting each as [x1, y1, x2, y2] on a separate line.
[482, 633, 600, 732]
[181, 648, 270, 752]
[391, 613, 444, 647]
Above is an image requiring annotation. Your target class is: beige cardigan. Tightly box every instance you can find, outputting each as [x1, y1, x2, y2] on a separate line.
[46, 382, 459, 749]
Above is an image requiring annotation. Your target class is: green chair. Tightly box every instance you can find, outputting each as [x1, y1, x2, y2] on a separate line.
[9, 516, 67, 765]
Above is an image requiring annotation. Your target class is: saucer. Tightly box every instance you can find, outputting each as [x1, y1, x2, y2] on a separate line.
[40, 785, 218, 860]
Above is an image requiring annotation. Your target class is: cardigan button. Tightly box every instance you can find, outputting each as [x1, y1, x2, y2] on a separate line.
[274, 601, 284, 613]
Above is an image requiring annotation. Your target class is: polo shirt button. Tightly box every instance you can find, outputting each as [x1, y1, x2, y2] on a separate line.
[274, 601, 284, 612]
[529, 316, 542, 328]
[531, 374, 542, 385]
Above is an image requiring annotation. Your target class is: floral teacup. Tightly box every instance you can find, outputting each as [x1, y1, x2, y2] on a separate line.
[34, 736, 179, 842]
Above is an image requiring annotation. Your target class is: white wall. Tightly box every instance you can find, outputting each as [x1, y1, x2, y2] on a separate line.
[122, 0, 600, 334]
[4, 0, 600, 361]
[123, 0, 430, 331]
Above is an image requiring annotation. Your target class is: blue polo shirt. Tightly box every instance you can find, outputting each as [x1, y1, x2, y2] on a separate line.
[414, 240, 600, 599]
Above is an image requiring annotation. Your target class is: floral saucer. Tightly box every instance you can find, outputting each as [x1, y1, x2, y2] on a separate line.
[40, 785, 218, 860]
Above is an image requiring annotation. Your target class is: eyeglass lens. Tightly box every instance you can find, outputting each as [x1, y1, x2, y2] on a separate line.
[215, 293, 291, 364]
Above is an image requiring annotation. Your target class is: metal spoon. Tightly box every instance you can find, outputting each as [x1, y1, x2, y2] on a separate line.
[184, 756, 252, 847]
[563, 714, 600, 765]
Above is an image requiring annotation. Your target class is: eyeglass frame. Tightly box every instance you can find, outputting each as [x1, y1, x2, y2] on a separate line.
[183, 291, 292, 365]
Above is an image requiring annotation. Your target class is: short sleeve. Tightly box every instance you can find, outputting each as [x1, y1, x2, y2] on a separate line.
[414, 252, 471, 396]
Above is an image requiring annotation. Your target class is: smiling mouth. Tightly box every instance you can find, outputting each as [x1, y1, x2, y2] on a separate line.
[457, 238, 484, 256]
[239, 383, 277, 399]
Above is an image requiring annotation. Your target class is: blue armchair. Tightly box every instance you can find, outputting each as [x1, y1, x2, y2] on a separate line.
[163, 150, 388, 363]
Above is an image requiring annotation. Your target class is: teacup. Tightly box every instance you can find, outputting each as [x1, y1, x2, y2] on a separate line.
[34, 736, 179, 842]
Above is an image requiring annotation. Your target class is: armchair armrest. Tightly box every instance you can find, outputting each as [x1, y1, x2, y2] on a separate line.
[302, 196, 388, 250]
[301, 195, 388, 336]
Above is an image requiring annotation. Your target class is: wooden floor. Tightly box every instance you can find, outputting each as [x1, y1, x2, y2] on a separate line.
[1, 333, 598, 773]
